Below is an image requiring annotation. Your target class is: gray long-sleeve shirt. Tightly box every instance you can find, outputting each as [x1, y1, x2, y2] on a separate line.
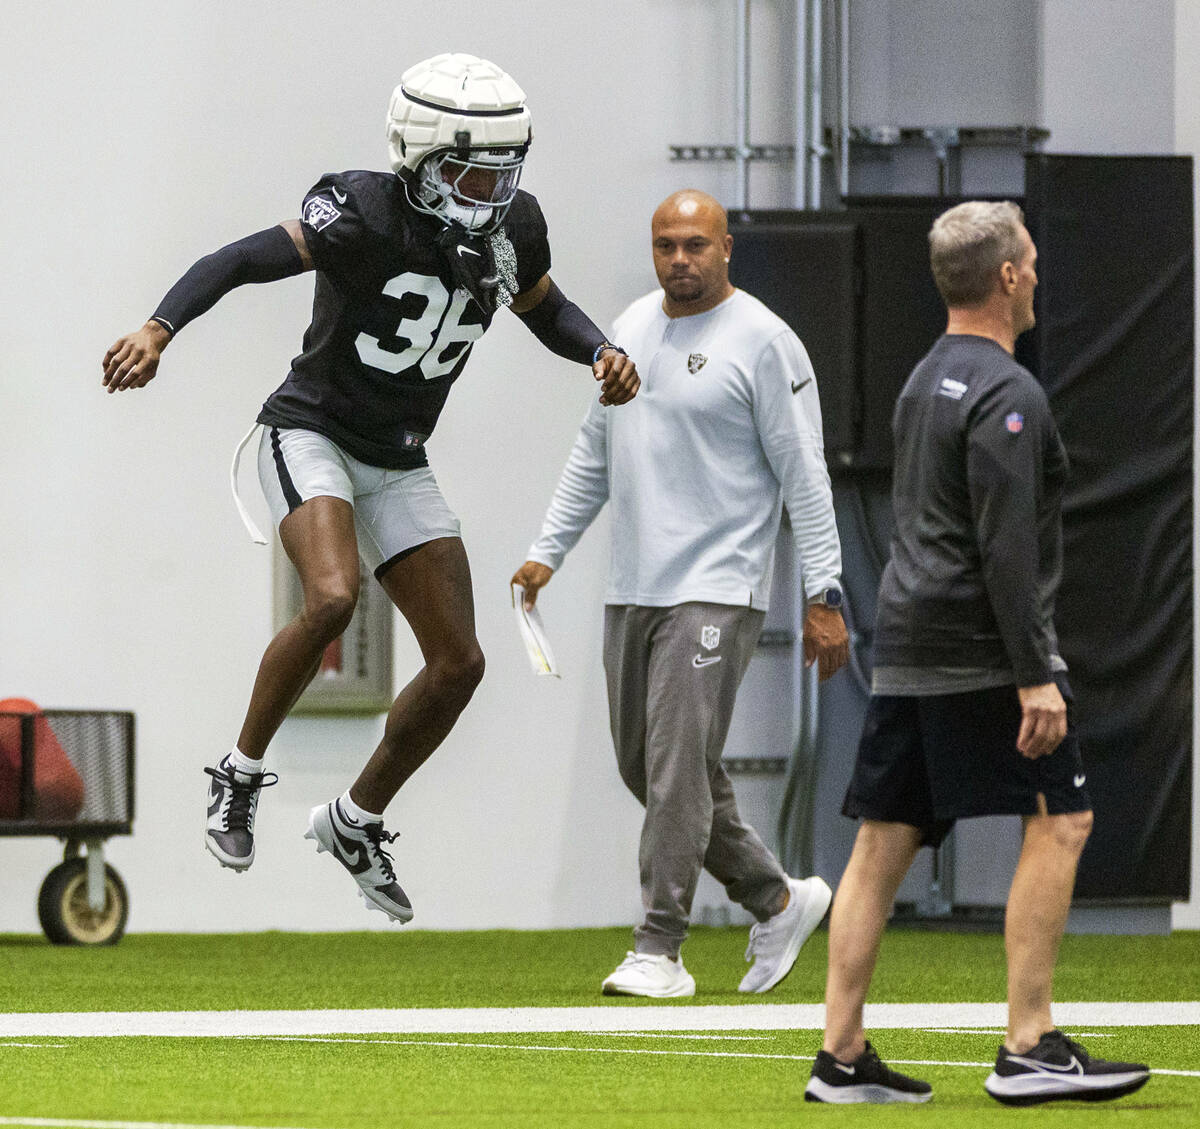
[873, 334, 1068, 690]
[528, 289, 842, 609]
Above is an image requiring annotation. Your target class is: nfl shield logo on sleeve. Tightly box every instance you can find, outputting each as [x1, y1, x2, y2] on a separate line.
[688, 353, 708, 374]
[700, 625, 720, 651]
[303, 196, 341, 232]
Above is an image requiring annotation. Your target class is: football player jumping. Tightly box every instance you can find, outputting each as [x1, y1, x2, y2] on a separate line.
[101, 54, 640, 923]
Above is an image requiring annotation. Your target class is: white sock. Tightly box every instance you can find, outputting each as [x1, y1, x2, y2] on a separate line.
[226, 747, 264, 782]
[340, 789, 382, 824]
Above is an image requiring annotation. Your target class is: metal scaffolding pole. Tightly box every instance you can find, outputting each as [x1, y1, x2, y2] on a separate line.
[837, 0, 851, 199]
[806, 0, 824, 209]
[793, 0, 809, 208]
[734, 0, 752, 211]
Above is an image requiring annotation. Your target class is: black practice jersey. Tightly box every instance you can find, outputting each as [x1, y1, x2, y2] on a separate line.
[873, 335, 1069, 685]
[257, 171, 552, 468]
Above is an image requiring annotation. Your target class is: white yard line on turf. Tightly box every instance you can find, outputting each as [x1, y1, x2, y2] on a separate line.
[1, 1001, 1197, 1038]
[922, 1028, 1113, 1037]
[243, 1037, 1200, 1078]
[251, 1036, 885, 1062]
[591, 1032, 769, 1040]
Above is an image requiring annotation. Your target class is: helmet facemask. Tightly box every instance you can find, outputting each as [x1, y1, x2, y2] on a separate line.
[411, 139, 526, 233]
[388, 54, 532, 234]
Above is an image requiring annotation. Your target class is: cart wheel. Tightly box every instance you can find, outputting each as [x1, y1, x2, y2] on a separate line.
[37, 858, 128, 945]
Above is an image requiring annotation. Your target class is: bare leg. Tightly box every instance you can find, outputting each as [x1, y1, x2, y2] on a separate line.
[1004, 804, 1093, 1052]
[350, 537, 485, 813]
[236, 497, 360, 759]
[823, 820, 923, 1061]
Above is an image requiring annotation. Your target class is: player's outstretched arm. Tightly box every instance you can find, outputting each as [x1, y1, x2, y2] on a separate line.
[511, 561, 554, 611]
[511, 274, 640, 405]
[102, 221, 312, 394]
[102, 321, 172, 393]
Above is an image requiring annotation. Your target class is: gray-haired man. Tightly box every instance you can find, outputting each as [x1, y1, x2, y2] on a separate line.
[805, 201, 1149, 1105]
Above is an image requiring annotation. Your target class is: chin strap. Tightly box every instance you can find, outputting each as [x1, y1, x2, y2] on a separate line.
[436, 225, 515, 314]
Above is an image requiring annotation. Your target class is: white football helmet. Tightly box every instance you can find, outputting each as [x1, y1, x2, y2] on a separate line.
[388, 53, 532, 233]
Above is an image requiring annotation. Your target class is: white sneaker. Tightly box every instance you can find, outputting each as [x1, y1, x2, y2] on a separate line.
[601, 951, 696, 998]
[738, 875, 832, 993]
[304, 798, 413, 923]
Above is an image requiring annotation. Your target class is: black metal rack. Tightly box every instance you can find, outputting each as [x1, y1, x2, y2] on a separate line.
[0, 708, 135, 944]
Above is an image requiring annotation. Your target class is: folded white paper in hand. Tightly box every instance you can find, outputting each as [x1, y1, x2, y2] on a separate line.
[511, 584, 561, 678]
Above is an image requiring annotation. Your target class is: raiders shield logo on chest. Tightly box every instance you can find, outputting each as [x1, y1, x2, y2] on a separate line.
[687, 352, 708, 374]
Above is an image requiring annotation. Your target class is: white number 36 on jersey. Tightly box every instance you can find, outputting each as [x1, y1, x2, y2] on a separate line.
[355, 272, 484, 380]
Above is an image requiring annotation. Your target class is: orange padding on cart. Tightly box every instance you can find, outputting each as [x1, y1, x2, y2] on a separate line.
[0, 698, 86, 821]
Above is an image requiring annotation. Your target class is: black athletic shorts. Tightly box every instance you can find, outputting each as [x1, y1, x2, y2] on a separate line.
[842, 674, 1091, 847]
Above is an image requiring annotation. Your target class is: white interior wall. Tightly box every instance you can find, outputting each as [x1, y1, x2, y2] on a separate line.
[0, 0, 802, 934]
[849, 0, 1039, 125]
[1, 0, 1195, 934]
[1040, 0, 1176, 152]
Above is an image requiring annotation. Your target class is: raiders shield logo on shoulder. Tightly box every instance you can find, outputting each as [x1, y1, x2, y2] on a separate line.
[303, 195, 341, 232]
[700, 625, 720, 651]
[688, 353, 708, 374]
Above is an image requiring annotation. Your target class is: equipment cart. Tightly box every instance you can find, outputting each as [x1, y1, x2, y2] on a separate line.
[0, 706, 135, 944]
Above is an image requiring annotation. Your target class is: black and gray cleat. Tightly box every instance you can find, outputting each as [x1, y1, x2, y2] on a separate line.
[204, 755, 278, 871]
[305, 798, 414, 923]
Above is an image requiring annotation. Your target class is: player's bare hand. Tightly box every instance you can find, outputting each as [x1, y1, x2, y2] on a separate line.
[102, 321, 171, 393]
[593, 349, 640, 406]
[1016, 682, 1067, 760]
[511, 560, 554, 610]
[803, 604, 849, 682]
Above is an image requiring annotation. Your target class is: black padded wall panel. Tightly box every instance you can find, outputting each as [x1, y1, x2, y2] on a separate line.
[730, 205, 949, 469]
[728, 221, 861, 456]
[1024, 154, 1193, 900]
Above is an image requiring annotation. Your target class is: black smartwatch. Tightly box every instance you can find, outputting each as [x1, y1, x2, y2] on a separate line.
[807, 586, 843, 609]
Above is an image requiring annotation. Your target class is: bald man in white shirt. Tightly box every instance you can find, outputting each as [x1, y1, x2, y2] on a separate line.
[513, 190, 848, 997]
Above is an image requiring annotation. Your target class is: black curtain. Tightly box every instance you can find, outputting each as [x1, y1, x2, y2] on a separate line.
[734, 170, 1193, 903]
[1024, 155, 1193, 898]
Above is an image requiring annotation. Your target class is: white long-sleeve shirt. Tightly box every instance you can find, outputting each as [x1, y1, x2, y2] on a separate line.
[528, 288, 842, 610]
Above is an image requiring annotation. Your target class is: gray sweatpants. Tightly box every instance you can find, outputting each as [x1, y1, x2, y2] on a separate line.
[603, 602, 790, 958]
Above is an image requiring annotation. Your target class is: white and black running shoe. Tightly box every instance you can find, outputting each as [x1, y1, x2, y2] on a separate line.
[805, 1042, 933, 1104]
[305, 798, 414, 923]
[204, 755, 278, 871]
[985, 1030, 1149, 1105]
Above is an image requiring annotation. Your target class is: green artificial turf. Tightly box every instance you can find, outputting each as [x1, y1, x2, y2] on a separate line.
[0, 1028, 1195, 1129]
[2, 927, 1199, 1012]
[1, 929, 1197, 1128]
